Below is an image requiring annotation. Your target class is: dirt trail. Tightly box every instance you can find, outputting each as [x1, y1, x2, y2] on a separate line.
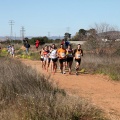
[20, 59, 120, 120]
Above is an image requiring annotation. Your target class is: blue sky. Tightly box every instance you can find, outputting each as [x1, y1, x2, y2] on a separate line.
[0, 0, 120, 37]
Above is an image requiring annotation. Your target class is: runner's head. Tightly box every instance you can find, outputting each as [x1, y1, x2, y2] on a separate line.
[68, 44, 71, 49]
[60, 44, 64, 49]
[44, 45, 48, 50]
[77, 44, 81, 50]
[48, 45, 52, 50]
[52, 44, 56, 49]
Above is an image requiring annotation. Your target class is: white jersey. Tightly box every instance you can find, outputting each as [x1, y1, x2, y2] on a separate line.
[50, 49, 57, 59]
[11, 47, 15, 54]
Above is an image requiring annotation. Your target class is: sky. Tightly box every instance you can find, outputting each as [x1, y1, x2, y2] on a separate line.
[0, 0, 120, 37]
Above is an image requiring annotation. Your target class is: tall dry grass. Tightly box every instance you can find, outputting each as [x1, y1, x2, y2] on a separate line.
[80, 54, 120, 80]
[0, 57, 107, 120]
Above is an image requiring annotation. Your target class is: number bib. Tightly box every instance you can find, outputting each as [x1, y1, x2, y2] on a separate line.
[68, 54, 73, 57]
[76, 54, 81, 58]
[61, 52, 65, 57]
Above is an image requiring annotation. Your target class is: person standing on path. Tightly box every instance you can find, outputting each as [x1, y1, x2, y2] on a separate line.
[35, 40, 40, 51]
[11, 45, 15, 58]
[25, 40, 30, 54]
[74, 44, 83, 75]
[7, 44, 12, 56]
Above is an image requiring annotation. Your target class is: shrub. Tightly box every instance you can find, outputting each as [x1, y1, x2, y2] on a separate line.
[0, 58, 107, 120]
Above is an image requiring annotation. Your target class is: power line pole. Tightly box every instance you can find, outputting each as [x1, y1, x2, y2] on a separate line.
[67, 27, 70, 33]
[48, 32, 50, 38]
[21, 26, 25, 42]
[9, 20, 14, 42]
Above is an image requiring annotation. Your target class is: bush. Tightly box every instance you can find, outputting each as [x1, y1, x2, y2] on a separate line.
[0, 58, 107, 120]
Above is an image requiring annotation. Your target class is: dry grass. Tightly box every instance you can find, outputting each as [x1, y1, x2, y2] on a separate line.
[80, 54, 120, 80]
[0, 57, 107, 120]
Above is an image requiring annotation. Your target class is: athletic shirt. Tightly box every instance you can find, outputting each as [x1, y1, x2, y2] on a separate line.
[57, 48, 66, 59]
[43, 50, 49, 58]
[66, 49, 73, 58]
[74, 49, 83, 59]
[50, 49, 57, 59]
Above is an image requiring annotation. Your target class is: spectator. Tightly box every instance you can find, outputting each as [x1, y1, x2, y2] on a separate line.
[11, 45, 15, 58]
[65, 40, 70, 49]
[35, 40, 40, 50]
[25, 40, 30, 54]
[7, 44, 12, 56]
[61, 39, 65, 45]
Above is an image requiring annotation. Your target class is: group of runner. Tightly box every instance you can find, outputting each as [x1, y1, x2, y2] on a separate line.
[40, 43, 83, 75]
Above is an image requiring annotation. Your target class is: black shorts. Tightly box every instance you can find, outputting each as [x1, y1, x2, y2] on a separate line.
[66, 57, 73, 62]
[51, 58, 58, 62]
[59, 59, 66, 64]
[48, 58, 51, 63]
[75, 59, 81, 65]
[40, 58, 44, 61]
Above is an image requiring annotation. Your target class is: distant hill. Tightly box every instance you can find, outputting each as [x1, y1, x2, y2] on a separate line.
[0, 36, 64, 41]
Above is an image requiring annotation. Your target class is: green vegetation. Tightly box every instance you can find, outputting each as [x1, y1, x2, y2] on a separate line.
[0, 58, 108, 120]
[0, 48, 8, 57]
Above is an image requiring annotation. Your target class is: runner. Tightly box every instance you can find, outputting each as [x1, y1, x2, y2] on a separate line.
[48, 45, 52, 67]
[74, 44, 83, 75]
[57, 44, 66, 74]
[43, 45, 49, 72]
[40, 47, 44, 69]
[66, 44, 74, 74]
[50, 44, 58, 74]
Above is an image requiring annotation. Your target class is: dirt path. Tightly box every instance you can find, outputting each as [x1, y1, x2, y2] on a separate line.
[20, 59, 120, 120]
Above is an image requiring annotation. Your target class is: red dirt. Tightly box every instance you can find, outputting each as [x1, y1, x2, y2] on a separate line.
[20, 59, 120, 120]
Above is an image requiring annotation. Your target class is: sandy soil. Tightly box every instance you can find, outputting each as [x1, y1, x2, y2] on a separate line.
[20, 59, 120, 120]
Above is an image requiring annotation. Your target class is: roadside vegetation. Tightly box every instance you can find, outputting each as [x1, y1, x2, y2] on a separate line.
[0, 58, 108, 120]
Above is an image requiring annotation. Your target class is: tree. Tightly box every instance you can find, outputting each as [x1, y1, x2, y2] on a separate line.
[79, 29, 86, 36]
[64, 33, 71, 41]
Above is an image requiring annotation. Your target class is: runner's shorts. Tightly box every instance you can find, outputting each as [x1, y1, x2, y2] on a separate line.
[51, 58, 58, 62]
[40, 58, 44, 61]
[66, 57, 73, 62]
[75, 58, 81, 65]
[59, 59, 66, 64]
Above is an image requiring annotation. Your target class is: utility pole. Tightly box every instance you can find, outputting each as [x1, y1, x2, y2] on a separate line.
[9, 20, 14, 42]
[21, 26, 25, 42]
[67, 27, 70, 33]
[48, 32, 50, 38]
[15, 33, 16, 41]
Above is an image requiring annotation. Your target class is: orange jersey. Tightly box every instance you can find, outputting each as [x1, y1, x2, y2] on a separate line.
[57, 48, 66, 59]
